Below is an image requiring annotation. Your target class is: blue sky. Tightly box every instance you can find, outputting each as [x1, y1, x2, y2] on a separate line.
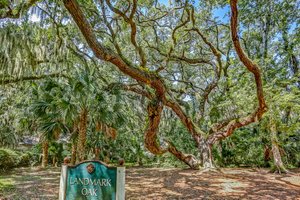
[159, 0, 230, 23]
[213, 6, 230, 22]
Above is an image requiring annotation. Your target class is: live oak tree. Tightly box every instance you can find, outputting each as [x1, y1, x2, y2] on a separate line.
[66, 0, 268, 169]
[0, 0, 269, 169]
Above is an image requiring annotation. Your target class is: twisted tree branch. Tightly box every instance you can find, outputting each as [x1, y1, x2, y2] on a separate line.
[208, 0, 267, 144]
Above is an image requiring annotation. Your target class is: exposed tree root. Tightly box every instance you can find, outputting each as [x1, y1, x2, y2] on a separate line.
[270, 166, 289, 174]
[197, 167, 222, 175]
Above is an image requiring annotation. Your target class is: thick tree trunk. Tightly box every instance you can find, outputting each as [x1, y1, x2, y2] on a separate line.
[71, 142, 77, 165]
[199, 139, 214, 169]
[144, 100, 167, 155]
[70, 120, 79, 165]
[77, 107, 88, 162]
[41, 140, 49, 168]
[167, 139, 214, 170]
[270, 119, 288, 173]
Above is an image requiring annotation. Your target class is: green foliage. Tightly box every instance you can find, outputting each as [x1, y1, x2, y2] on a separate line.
[0, 148, 20, 170]
[28, 144, 42, 166]
[212, 128, 266, 167]
[0, 177, 15, 194]
[48, 141, 64, 163]
[0, 148, 34, 170]
[18, 152, 33, 167]
[0, 0, 299, 170]
[0, 0, 9, 8]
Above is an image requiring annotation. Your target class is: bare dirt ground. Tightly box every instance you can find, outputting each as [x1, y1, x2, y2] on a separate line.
[126, 168, 300, 200]
[0, 167, 299, 200]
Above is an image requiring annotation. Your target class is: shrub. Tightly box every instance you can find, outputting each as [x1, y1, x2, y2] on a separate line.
[18, 152, 32, 167]
[0, 148, 20, 170]
[0, 148, 34, 170]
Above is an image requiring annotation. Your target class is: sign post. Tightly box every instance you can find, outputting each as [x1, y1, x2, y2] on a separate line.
[59, 160, 125, 200]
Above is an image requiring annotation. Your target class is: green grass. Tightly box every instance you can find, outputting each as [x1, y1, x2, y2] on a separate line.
[0, 177, 15, 193]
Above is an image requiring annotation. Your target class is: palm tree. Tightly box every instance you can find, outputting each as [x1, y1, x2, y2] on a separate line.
[70, 121, 79, 165]
[31, 79, 74, 167]
[76, 106, 88, 161]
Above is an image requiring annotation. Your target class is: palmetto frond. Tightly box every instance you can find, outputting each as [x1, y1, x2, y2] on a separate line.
[31, 100, 50, 115]
[39, 119, 66, 141]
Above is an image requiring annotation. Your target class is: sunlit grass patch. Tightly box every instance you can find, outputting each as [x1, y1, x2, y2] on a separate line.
[0, 177, 15, 192]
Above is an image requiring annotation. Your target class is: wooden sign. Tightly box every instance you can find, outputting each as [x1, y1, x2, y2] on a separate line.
[59, 161, 125, 200]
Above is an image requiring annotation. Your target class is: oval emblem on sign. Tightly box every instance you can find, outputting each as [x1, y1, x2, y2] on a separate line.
[86, 163, 95, 174]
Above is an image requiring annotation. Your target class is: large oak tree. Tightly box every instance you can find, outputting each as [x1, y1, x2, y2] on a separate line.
[0, 0, 268, 169]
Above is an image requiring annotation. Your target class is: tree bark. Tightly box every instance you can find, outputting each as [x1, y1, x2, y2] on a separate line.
[270, 118, 288, 173]
[71, 141, 77, 165]
[70, 120, 78, 165]
[77, 107, 88, 162]
[144, 100, 167, 155]
[94, 147, 100, 160]
[199, 139, 214, 169]
[167, 142, 199, 169]
[41, 140, 49, 168]
[144, 99, 201, 169]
